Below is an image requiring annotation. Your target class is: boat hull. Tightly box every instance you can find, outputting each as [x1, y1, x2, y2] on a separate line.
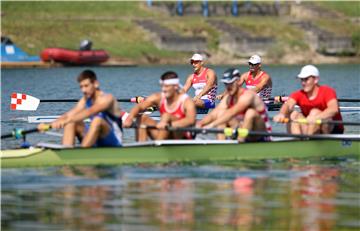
[1, 139, 359, 168]
[40, 48, 109, 65]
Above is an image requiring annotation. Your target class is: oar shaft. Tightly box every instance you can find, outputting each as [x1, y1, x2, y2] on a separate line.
[1, 128, 39, 139]
[264, 96, 360, 103]
[40, 98, 136, 103]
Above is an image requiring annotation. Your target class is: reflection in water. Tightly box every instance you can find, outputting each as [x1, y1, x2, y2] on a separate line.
[1, 158, 360, 230]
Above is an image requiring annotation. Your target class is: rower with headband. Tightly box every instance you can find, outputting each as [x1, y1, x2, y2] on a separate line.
[123, 71, 196, 141]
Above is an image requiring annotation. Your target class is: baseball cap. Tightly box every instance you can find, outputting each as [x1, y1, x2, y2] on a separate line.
[297, 65, 320, 78]
[190, 53, 203, 62]
[248, 55, 261, 64]
[221, 68, 240, 84]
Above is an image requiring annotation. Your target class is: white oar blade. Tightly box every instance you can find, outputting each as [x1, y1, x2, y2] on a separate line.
[10, 93, 40, 111]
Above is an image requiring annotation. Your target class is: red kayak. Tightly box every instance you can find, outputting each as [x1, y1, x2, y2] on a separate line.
[40, 48, 109, 65]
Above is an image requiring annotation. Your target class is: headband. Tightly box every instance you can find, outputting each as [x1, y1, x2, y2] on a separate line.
[159, 78, 180, 85]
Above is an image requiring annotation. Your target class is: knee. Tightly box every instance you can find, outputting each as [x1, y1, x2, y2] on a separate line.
[89, 117, 103, 128]
[308, 108, 321, 117]
[244, 108, 258, 119]
[290, 111, 302, 120]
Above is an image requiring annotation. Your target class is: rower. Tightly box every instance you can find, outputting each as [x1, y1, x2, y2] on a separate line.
[38, 70, 123, 147]
[217, 54, 272, 100]
[273, 65, 344, 135]
[198, 68, 272, 142]
[181, 53, 218, 112]
[123, 71, 196, 141]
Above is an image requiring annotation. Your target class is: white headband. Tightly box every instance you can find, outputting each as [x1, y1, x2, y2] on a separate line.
[159, 78, 180, 85]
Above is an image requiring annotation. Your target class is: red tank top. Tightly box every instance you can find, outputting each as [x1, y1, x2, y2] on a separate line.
[245, 71, 272, 99]
[191, 68, 217, 101]
[159, 93, 188, 119]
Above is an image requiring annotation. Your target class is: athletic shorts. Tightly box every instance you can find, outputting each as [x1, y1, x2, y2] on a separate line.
[85, 120, 122, 147]
[331, 125, 344, 134]
[202, 99, 215, 109]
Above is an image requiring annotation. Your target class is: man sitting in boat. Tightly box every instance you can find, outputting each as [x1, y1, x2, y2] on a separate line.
[216, 54, 272, 100]
[198, 68, 272, 142]
[38, 70, 123, 147]
[181, 53, 217, 112]
[273, 65, 344, 135]
[123, 71, 196, 141]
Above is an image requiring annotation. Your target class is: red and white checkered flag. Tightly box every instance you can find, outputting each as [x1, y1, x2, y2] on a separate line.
[10, 93, 40, 111]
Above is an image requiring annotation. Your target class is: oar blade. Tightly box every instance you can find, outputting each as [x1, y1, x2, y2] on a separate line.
[10, 93, 40, 111]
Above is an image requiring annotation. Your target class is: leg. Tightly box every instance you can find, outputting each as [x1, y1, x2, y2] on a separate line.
[81, 117, 110, 147]
[194, 98, 205, 108]
[306, 108, 333, 135]
[136, 114, 158, 142]
[62, 121, 85, 146]
[241, 109, 266, 142]
[288, 111, 306, 134]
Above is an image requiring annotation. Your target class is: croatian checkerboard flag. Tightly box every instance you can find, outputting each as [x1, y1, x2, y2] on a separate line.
[10, 93, 40, 111]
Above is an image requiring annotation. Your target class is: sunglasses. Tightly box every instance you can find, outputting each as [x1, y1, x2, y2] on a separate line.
[248, 63, 259, 66]
[191, 60, 201, 65]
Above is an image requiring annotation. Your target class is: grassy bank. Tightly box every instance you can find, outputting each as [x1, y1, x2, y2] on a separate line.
[2, 1, 359, 64]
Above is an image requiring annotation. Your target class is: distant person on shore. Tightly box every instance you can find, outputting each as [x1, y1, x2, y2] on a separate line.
[38, 70, 123, 147]
[123, 71, 196, 141]
[273, 65, 344, 135]
[216, 54, 272, 100]
[181, 53, 218, 112]
[198, 68, 272, 142]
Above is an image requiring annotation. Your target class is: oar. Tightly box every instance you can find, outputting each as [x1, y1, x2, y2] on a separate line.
[271, 118, 360, 126]
[1, 125, 51, 139]
[136, 125, 360, 141]
[264, 96, 360, 103]
[39, 96, 144, 103]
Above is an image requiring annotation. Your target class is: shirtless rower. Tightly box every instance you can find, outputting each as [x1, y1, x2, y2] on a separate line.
[123, 71, 196, 141]
[38, 70, 123, 147]
[182, 53, 217, 112]
[198, 68, 272, 142]
[216, 54, 272, 100]
[273, 65, 344, 135]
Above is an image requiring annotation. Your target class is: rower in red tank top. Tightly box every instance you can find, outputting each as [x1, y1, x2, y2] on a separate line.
[216, 55, 272, 101]
[274, 65, 344, 135]
[123, 71, 196, 141]
[198, 68, 272, 142]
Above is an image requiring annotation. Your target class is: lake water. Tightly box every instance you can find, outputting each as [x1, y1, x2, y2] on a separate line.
[1, 64, 360, 230]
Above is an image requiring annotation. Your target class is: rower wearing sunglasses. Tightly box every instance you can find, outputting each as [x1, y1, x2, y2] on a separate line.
[198, 68, 272, 142]
[217, 54, 272, 100]
[182, 53, 218, 112]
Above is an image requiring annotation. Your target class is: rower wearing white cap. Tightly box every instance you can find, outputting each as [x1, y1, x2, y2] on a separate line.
[198, 68, 272, 142]
[182, 53, 218, 111]
[216, 54, 272, 100]
[273, 65, 344, 135]
[123, 71, 196, 141]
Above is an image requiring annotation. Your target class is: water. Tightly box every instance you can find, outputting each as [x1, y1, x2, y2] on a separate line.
[1, 64, 360, 230]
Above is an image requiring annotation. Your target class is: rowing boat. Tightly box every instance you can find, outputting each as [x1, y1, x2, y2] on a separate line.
[1, 137, 359, 168]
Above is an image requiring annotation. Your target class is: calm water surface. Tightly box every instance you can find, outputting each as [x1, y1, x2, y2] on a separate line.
[1, 64, 360, 230]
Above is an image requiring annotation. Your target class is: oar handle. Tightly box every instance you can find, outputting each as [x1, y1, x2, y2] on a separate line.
[1, 125, 52, 139]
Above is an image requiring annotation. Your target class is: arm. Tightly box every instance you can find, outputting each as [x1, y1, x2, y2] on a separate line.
[254, 73, 270, 93]
[50, 98, 86, 129]
[238, 73, 246, 87]
[210, 92, 253, 128]
[123, 93, 161, 127]
[180, 75, 193, 94]
[67, 94, 114, 124]
[198, 96, 228, 127]
[194, 69, 216, 99]
[273, 98, 296, 122]
[314, 99, 339, 120]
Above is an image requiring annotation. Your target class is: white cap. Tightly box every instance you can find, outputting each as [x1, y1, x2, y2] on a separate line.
[190, 53, 203, 61]
[297, 65, 320, 78]
[248, 55, 261, 64]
